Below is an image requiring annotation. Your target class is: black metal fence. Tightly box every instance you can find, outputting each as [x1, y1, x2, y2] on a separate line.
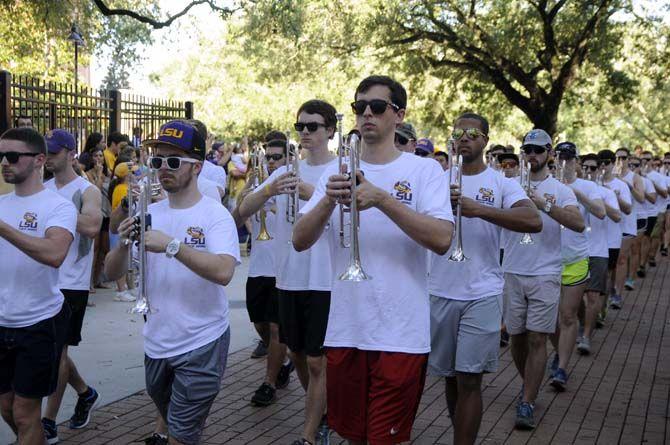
[0, 70, 193, 151]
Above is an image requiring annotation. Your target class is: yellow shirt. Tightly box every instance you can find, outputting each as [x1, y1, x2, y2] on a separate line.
[104, 148, 117, 172]
[111, 183, 128, 211]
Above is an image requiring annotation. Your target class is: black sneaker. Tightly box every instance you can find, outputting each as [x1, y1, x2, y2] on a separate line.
[661, 246, 668, 257]
[141, 433, 168, 445]
[251, 382, 276, 406]
[251, 340, 268, 358]
[649, 259, 657, 268]
[500, 331, 510, 347]
[317, 415, 331, 445]
[276, 360, 294, 389]
[42, 417, 59, 444]
[637, 266, 646, 278]
[290, 440, 313, 445]
[69, 386, 100, 429]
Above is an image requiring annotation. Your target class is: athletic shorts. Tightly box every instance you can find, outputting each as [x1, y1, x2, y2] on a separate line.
[644, 216, 657, 236]
[561, 258, 590, 286]
[245, 276, 279, 324]
[277, 290, 330, 357]
[608, 249, 621, 270]
[651, 212, 665, 238]
[62, 289, 89, 346]
[587, 257, 609, 295]
[145, 328, 230, 445]
[428, 294, 502, 376]
[0, 304, 70, 398]
[503, 273, 561, 335]
[326, 348, 427, 444]
[637, 218, 648, 233]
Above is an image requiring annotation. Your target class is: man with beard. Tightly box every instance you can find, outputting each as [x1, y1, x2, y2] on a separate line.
[105, 120, 240, 445]
[43, 130, 103, 442]
[501, 129, 583, 429]
[0, 127, 76, 445]
[428, 115, 542, 444]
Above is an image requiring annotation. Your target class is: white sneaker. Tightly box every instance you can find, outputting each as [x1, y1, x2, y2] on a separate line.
[114, 291, 136, 302]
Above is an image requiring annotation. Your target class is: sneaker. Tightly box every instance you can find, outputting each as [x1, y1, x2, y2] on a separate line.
[515, 402, 536, 430]
[548, 353, 559, 378]
[251, 382, 276, 406]
[610, 294, 623, 309]
[290, 440, 313, 445]
[143, 433, 168, 445]
[42, 417, 59, 444]
[500, 330, 510, 347]
[250, 340, 267, 359]
[276, 360, 294, 389]
[649, 258, 657, 268]
[69, 386, 100, 429]
[596, 311, 606, 329]
[637, 266, 646, 278]
[577, 337, 591, 355]
[550, 368, 568, 392]
[624, 279, 635, 291]
[113, 290, 136, 302]
[661, 246, 668, 257]
[317, 415, 330, 445]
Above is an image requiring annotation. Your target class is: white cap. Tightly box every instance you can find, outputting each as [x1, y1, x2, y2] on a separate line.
[522, 129, 552, 148]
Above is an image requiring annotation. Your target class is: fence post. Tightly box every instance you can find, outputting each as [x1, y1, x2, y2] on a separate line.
[0, 71, 11, 134]
[185, 101, 194, 119]
[109, 90, 122, 133]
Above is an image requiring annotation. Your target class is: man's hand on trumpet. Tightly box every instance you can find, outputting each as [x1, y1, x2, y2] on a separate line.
[450, 183, 480, 218]
[325, 167, 386, 210]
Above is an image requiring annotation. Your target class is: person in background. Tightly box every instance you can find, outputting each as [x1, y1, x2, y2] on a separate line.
[104, 132, 129, 172]
[84, 147, 112, 293]
[415, 137, 434, 158]
[394, 122, 417, 153]
[13, 115, 33, 128]
[434, 151, 449, 171]
[499, 152, 520, 178]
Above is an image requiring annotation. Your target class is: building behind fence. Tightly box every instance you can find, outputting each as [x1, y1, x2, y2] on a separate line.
[0, 70, 193, 150]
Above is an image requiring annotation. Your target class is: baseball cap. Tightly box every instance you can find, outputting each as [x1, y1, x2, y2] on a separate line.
[498, 152, 519, 164]
[415, 138, 434, 154]
[521, 129, 552, 149]
[555, 141, 579, 157]
[395, 122, 417, 141]
[45, 129, 76, 154]
[143, 120, 206, 160]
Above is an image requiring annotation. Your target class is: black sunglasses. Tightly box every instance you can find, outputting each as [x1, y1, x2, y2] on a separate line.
[522, 146, 547, 155]
[616, 155, 628, 160]
[265, 153, 284, 162]
[599, 160, 612, 166]
[558, 153, 575, 161]
[629, 162, 641, 168]
[584, 165, 599, 172]
[294, 122, 326, 132]
[395, 135, 410, 145]
[414, 149, 429, 157]
[148, 156, 198, 170]
[0, 151, 41, 164]
[351, 99, 400, 116]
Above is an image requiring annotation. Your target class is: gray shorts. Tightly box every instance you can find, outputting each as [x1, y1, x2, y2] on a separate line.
[503, 273, 560, 335]
[587, 257, 609, 295]
[145, 328, 230, 445]
[428, 294, 502, 377]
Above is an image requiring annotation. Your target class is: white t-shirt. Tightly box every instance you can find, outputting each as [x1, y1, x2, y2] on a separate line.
[639, 176, 656, 218]
[646, 171, 666, 214]
[0, 189, 77, 328]
[45, 176, 96, 290]
[200, 160, 227, 191]
[256, 159, 336, 291]
[429, 167, 527, 301]
[301, 152, 453, 353]
[587, 185, 617, 255]
[248, 208, 276, 278]
[197, 176, 223, 202]
[143, 196, 240, 359]
[621, 171, 641, 221]
[561, 178, 596, 264]
[231, 154, 247, 173]
[503, 176, 578, 276]
[605, 177, 634, 236]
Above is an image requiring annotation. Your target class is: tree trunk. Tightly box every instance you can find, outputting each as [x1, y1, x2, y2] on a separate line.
[524, 103, 559, 140]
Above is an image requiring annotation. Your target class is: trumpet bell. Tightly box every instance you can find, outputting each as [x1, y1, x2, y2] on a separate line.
[256, 229, 273, 241]
[448, 247, 468, 262]
[338, 260, 372, 282]
[128, 296, 156, 315]
[519, 233, 534, 245]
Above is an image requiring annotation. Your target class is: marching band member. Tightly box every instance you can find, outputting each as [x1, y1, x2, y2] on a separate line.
[629, 156, 656, 285]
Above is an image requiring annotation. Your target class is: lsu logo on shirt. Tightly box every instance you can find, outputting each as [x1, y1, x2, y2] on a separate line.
[19, 212, 38, 231]
[184, 226, 206, 247]
[393, 180, 413, 205]
[475, 187, 495, 206]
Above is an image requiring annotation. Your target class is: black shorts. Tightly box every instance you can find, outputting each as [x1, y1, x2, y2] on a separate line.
[246, 276, 279, 324]
[637, 218, 647, 232]
[278, 289, 331, 357]
[608, 248, 620, 270]
[587, 257, 609, 295]
[62, 289, 89, 346]
[645, 216, 657, 236]
[0, 304, 70, 398]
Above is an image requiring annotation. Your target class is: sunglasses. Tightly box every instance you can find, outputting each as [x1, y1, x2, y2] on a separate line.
[629, 162, 641, 168]
[548, 164, 556, 170]
[584, 165, 599, 172]
[0, 151, 41, 164]
[501, 161, 518, 169]
[522, 146, 547, 155]
[414, 149, 429, 157]
[664, 161, 670, 165]
[599, 160, 612, 166]
[351, 99, 400, 115]
[265, 153, 284, 162]
[616, 155, 628, 160]
[148, 156, 198, 170]
[558, 153, 575, 161]
[395, 135, 411, 145]
[451, 127, 486, 140]
[294, 122, 326, 132]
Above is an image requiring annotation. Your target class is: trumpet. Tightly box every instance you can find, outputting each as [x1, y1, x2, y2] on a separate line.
[251, 145, 272, 241]
[557, 159, 566, 183]
[519, 154, 534, 245]
[336, 113, 370, 281]
[613, 157, 624, 177]
[448, 139, 467, 262]
[285, 132, 300, 225]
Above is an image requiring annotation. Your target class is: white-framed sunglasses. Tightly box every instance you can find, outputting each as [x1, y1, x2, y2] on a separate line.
[148, 156, 199, 170]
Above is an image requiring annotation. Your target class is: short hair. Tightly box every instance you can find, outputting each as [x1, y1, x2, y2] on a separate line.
[489, 144, 507, 154]
[296, 100, 337, 131]
[642, 150, 653, 156]
[615, 147, 630, 156]
[580, 153, 598, 163]
[108, 131, 127, 147]
[265, 130, 287, 143]
[0, 127, 46, 154]
[598, 149, 615, 161]
[664, 151, 670, 158]
[13, 115, 32, 127]
[456, 112, 489, 136]
[355, 75, 407, 110]
[186, 119, 208, 139]
[434, 151, 448, 160]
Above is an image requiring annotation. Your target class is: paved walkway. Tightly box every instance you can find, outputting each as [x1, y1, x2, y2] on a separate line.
[55, 257, 670, 444]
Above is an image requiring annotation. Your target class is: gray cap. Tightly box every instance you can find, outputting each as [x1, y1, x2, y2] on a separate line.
[395, 122, 417, 141]
[521, 129, 552, 148]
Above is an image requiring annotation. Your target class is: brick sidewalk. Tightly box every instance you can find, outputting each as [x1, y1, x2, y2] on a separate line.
[57, 258, 670, 444]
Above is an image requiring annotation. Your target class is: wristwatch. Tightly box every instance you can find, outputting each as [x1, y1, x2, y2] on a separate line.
[165, 238, 181, 258]
[543, 200, 553, 213]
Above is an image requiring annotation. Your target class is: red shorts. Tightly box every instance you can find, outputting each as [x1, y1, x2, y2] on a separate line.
[326, 347, 428, 444]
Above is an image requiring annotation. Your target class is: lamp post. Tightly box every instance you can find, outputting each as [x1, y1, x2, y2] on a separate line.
[67, 23, 84, 148]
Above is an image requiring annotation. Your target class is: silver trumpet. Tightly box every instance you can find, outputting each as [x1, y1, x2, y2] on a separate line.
[126, 170, 154, 315]
[519, 154, 534, 245]
[285, 132, 300, 225]
[448, 139, 468, 262]
[336, 114, 371, 281]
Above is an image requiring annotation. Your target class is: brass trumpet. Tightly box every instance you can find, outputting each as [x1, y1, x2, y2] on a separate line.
[448, 139, 467, 262]
[250, 145, 272, 241]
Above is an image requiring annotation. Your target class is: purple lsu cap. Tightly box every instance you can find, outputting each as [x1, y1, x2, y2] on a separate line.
[45, 129, 76, 154]
[143, 120, 206, 159]
[416, 138, 434, 154]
